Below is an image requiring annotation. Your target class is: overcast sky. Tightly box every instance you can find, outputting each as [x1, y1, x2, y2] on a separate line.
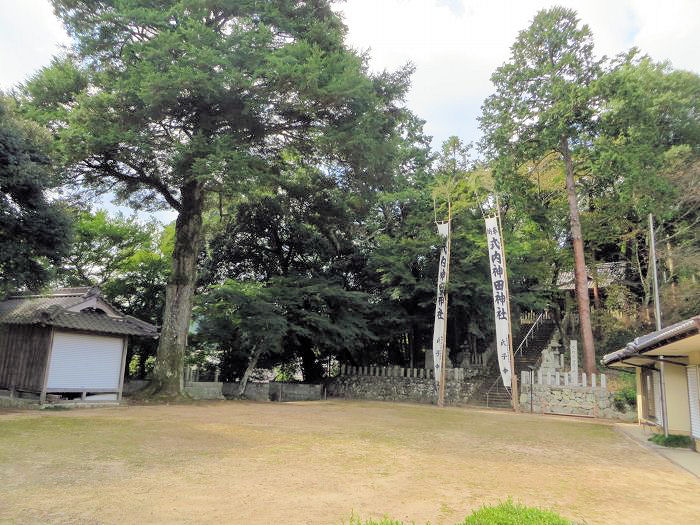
[1, 0, 699, 219]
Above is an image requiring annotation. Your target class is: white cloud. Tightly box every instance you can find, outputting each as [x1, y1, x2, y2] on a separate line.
[0, 0, 70, 91]
[336, 0, 700, 147]
[2, 0, 698, 151]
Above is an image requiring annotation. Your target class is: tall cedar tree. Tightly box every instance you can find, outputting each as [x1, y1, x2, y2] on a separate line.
[38, 0, 411, 396]
[480, 7, 601, 375]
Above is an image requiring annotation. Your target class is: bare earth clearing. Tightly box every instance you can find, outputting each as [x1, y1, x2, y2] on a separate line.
[1, 401, 698, 524]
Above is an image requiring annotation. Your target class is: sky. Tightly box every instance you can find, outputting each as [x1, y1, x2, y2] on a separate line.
[1, 0, 699, 221]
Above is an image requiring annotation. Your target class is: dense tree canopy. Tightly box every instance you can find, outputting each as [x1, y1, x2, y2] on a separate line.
[8, 4, 699, 392]
[26, 0, 416, 396]
[0, 96, 70, 297]
[480, 6, 602, 375]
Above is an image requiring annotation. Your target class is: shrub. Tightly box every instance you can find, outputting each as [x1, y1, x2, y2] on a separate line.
[460, 501, 570, 525]
[648, 433, 694, 448]
[611, 373, 637, 411]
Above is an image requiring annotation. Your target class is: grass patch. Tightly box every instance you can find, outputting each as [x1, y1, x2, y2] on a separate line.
[347, 501, 570, 525]
[460, 501, 570, 524]
[648, 433, 694, 449]
[347, 516, 407, 525]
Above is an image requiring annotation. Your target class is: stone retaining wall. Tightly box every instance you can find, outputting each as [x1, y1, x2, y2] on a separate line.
[123, 380, 322, 402]
[327, 367, 483, 405]
[186, 381, 225, 400]
[222, 381, 271, 401]
[519, 384, 635, 420]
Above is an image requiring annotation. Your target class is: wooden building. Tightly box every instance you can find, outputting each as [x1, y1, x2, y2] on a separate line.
[603, 315, 700, 448]
[0, 287, 158, 403]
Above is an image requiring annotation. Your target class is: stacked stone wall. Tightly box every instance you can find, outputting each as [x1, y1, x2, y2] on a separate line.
[519, 384, 635, 420]
[327, 367, 484, 405]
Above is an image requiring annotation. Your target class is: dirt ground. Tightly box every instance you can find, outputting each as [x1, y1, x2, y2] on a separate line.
[1, 401, 698, 524]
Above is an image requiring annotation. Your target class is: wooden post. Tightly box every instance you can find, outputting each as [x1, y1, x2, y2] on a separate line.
[40, 328, 56, 405]
[117, 336, 128, 402]
[496, 198, 519, 412]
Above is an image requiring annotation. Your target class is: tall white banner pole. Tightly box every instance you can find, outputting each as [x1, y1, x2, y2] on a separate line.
[432, 218, 450, 406]
[438, 203, 452, 407]
[485, 207, 517, 411]
[496, 199, 519, 412]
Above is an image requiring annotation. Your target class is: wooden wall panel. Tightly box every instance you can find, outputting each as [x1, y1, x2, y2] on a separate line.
[0, 324, 52, 392]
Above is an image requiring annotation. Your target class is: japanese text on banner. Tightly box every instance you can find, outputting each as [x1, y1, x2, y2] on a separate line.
[485, 217, 512, 388]
[432, 222, 450, 388]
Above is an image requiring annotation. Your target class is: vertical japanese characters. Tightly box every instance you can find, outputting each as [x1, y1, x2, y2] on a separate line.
[432, 222, 450, 389]
[485, 217, 512, 388]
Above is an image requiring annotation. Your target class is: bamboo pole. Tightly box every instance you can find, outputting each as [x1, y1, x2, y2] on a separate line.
[496, 197, 519, 412]
[437, 201, 451, 408]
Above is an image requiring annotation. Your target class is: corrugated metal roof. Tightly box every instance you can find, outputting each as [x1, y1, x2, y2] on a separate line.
[0, 288, 158, 338]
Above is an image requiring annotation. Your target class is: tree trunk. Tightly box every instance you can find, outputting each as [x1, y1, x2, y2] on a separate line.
[666, 240, 677, 306]
[151, 180, 204, 397]
[238, 345, 263, 397]
[561, 136, 596, 376]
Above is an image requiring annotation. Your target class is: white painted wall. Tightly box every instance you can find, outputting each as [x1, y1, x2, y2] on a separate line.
[46, 332, 124, 390]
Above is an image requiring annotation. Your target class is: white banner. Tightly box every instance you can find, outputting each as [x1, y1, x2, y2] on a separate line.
[485, 217, 512, 388]
[432, 222, 450, 388]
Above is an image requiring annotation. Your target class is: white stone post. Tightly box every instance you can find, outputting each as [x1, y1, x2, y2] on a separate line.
[570, 340, 578, 376]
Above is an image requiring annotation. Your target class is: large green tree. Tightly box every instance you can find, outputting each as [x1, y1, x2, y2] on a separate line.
[480, 7, 602, 375]
[585, 54, 700, 327]
[0, 96, 70, 297]
[30, 0, 412, 396]
[57, 209, 157, 286]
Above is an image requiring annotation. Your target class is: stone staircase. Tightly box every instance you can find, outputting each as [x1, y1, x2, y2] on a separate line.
[514, 318, 557, 372]
[469, 315, 558, 409]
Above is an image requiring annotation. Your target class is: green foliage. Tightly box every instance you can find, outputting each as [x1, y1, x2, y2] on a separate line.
[460, 501, 570, 525]
[480, 7, 601, 164]
[346, 516, 407, 525]
[57, 209, 157, 286]
[612, 373, 636, 411]
[480, 7, 700, 340]
[0, 96, 70, 296]
[648, 434, 694, 449]
[193, 280, 288, 382]
[92, 217, 171, 379]
[12, 3, 700, 385]
[22, 0, 417, 391]
[345, 501, 570, 525]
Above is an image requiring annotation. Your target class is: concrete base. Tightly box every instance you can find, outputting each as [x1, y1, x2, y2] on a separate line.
[617, 423, 700, 479]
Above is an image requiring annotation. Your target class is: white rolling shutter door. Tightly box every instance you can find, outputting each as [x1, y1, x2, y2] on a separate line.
[687, 366, 700, 439]
[653, 370, 663, 422]
[46, 332, 123, 390]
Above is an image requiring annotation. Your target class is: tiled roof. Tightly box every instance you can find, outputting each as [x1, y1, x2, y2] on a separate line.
[556, 261, 626, 290]
[0, 293, 88, 318]
[601, 315, 700, 366]
[0, 288, 158, 338]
